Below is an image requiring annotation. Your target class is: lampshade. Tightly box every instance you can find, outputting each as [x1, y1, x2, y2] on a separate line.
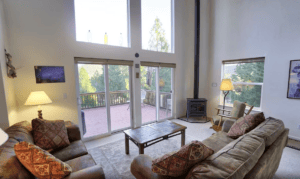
[220, 79, 234, 91]
[0, 128, 8, 146]
[24, 91, 52, 106]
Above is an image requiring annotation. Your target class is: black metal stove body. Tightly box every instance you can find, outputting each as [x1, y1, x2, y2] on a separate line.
[187, 98, 207, 121]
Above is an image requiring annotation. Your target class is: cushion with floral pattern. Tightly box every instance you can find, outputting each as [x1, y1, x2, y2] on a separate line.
[14, 141, 72, 179]
[151, 141, 214, 177]
[227, 112, 265, 139]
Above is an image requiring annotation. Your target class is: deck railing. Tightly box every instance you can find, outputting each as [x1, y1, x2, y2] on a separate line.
[80, 90, 171, 109]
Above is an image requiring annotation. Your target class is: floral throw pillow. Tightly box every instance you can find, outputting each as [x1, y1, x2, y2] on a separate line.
[227, 112, 265, 139]
[151, 141, 214, 177]
[32, 118, 70, 151]
[14, 141, 72, 179]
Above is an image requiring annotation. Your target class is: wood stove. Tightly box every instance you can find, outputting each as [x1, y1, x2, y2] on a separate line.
[185, 0, 208, 123]
[186, 98, 207, 122]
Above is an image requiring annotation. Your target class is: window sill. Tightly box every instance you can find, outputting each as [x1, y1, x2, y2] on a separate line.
[218, 105, 262, 113]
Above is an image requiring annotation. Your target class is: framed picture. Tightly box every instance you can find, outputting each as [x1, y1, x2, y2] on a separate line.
[287, 60, 300, 99]
[35, 66, 65, 84]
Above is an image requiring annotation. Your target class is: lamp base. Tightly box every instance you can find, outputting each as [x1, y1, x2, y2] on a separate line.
[38, 110, 43, 119]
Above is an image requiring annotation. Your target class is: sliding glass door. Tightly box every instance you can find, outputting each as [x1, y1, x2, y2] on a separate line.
[141, 65, 174, 124]
[108, 65, 131, 131]
[76, 62, 132, 139]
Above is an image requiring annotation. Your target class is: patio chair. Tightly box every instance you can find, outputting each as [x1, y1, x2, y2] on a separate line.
[127, 89, 147, 110]
[211, 101, 254, 131]
[166, 98, 172, 116]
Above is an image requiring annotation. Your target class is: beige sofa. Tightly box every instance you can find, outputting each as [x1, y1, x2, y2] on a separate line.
[131, 117, 289, 179]
[0, 121, 105, 179]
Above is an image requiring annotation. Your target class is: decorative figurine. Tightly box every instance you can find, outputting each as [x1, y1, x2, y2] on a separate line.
[5, 50, 17, 78]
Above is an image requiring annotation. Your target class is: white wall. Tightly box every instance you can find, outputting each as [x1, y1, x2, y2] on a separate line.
[0, 0, 16, 129]
[207, 0, 300, 139]
[3, 0, 203, 128]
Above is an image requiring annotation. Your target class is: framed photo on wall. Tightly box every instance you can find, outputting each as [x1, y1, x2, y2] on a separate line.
[287, 60, 300, 99]
[35, 66, 65, 84]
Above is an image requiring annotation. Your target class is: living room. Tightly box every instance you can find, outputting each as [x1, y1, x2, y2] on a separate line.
[0, 0, 300, 178]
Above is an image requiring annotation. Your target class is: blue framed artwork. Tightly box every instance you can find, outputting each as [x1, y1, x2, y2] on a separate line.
[35, 66, 65, 84]
[287, 60, 300, 99]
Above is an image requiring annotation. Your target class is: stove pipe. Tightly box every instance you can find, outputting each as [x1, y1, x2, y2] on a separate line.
[193, 0, 200, 99]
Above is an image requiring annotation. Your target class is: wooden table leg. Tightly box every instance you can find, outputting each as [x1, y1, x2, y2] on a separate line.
[139, 144, 144, 154]
[181, 130, 185, 147]
[125, 134, 129, 154]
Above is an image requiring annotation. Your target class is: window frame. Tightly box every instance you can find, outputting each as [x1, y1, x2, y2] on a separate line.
[220, 58, 265, 111]
[74, 0, 131, 48]
[141, 0, 175, 53]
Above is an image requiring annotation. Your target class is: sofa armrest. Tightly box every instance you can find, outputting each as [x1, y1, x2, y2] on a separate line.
[222, 119, 235, 133]
[64, 165, 105, 179]
[65, 121, 81, 142]
[131, 155, 161, 179]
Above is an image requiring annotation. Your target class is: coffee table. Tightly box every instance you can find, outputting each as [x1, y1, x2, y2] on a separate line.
[123, 120, 187, 154]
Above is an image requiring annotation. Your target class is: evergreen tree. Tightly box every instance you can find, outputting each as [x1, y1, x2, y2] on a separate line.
[148, 18, 169, 52]
[79, 67, 96, 108]
[79, 67, 96, 93]
[91, 70, 105, 92]
[229, 62, 264, 107]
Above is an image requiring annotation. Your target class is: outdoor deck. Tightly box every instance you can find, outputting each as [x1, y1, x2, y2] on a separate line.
[83, 103, 171, 138]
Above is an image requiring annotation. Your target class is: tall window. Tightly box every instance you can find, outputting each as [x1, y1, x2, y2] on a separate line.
[141, 0, 174, 53]
[221, 58, 265, 110]
[74, 0, 130, 47]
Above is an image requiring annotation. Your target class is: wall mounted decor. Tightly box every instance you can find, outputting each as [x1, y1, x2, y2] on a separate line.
[5, 49, 17, 78]
[287, 60, 300, 98]
[34, 66, 65, 84]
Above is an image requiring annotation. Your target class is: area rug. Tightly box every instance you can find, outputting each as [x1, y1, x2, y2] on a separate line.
[287, 138, 300, 150]
[88, 135, 199, 179]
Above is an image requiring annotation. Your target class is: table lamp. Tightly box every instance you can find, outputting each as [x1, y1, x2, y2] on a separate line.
[0, 128, 8, 146]
[25, 91, 52, 119]
[220, 79, 234, 114]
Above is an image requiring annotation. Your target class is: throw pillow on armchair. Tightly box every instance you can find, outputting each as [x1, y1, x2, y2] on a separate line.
[32, 118, 70, 151]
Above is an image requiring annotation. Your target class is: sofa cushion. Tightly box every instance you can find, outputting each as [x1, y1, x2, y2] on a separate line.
[152, 141, 214, 177]
[0, 138, 34, 179]
[64, 121, 81, 142]
[5, 121, 34, 143]
[227, 112, 265, 139]
[248, 117, 285, 147]
[32, 118, 70, 150]
[202, 131, 234, 153]
[14, 141, 72, 179]
[52, 140, 88, 162]
[185, 134, 265, 179]
[65, 154, 96, 173]
[230, 101, 246, 118]
[244, 129, 289, 179]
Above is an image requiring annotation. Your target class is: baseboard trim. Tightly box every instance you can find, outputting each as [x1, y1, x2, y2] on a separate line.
[288, 135, 300, 141]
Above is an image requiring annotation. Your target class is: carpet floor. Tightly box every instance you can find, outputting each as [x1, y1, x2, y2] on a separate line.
[88, 134, 198, 179]
[86, 119, 300, 179]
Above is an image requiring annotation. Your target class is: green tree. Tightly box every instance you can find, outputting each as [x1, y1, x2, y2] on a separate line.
[150, 68, 171, 93]
[148, 18, 169, 52]
[108, 65, 128, 91]
[79, 67, 96, 93]
[79, 67, 96, 108]
[91, 70, 105, 92]
[229, 62, 264, 107]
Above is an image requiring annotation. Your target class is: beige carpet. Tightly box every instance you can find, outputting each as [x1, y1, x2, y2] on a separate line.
[88, 135, 198, 179]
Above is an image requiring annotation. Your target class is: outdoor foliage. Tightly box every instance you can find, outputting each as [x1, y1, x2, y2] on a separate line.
[148, 18, 169, 52]
[79, 65, 130, 108]
[228, 62, 264, 107]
